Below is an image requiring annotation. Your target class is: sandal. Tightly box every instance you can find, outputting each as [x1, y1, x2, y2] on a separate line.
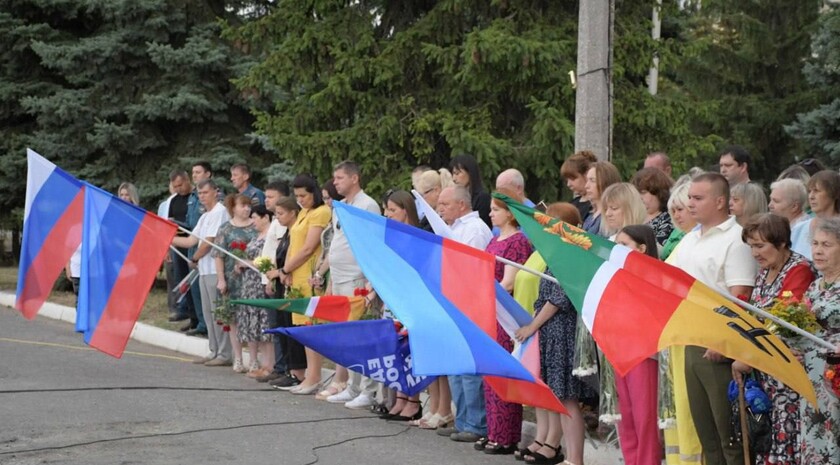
[483, 441, 517, 455]
[408, 411, 434, 427]
[369, 403, 390, 415]
[419, 413, 453, 430]
[315, 381, 346, 400]
[473, 436, 489, 451]
[524, 443, 564, 464]
[515, 440, 543, 461]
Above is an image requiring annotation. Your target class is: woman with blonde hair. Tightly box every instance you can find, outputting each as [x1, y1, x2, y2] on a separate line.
[118, 182, 140, 205]
[730, 182, 768, 226]
[600, 182, 647, 239]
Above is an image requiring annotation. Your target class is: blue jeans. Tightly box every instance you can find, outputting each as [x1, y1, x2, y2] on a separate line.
[448, 375, 487, 435]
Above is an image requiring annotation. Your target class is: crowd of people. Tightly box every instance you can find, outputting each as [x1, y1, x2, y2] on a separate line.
[113, 148, 838, 465]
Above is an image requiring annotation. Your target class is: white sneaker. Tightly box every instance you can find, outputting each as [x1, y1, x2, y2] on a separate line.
[326, 387, 357, 404]
[344, 393, 375, 410]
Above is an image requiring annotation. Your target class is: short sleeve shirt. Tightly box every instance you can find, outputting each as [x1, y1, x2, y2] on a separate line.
[669, 216, 757, 292]
[329, 191, 381, 284]
[193, 202, 230, 275]
[451, 211, 493, 249]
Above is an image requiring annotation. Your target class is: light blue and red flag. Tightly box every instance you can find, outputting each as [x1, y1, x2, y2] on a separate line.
[16, 149, 85, 319]
[77, 183, 177, 357]
[333, 202, 565, 413]
[267, 319, 436, 396]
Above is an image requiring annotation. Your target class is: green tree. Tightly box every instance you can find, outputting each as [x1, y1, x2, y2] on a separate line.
[786, 4, 840, 166]
[1, 0, 261, 213]
[676, 0, 822, 181]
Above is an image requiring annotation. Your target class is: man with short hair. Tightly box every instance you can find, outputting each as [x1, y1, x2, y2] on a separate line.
[718, 146, 751, 186]
[230, 163, 265, 207]
[168, 170, 197, 325]
[184, 161, 216, 335]
[643, 152, 673, 178]
[669, 173, 757, 465]
[256, 180, 292, 383]
[770, 178, 811, 257]
[324, 161, 383, 409]
[495, 168, 535, 206]
[173, 179, 233, 366]
[435, 186, 492, 443]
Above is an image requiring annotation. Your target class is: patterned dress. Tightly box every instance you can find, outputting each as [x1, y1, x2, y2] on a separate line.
[796, 278, 840, 464]
[213, 222, 257, 301]
[483, 232, 532, 446]
[646, 210, 674, 246]
[535, 269, 598, 401]
[235, 235, 271, 343]
[749, 253, 815, 465]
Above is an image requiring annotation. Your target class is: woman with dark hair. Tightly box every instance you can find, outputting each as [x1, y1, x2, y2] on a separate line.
[236, 204, 276, 378]
[631, 168, 674, 245]
[613, 224, 662, 465]
[731, 213, 814, 465]
[583, 161, 622, 237]
[450, 154, 492, 228]
[265, 197, 308, 389]
[561, 151, 598, 221]
[278, 174, 331, 394]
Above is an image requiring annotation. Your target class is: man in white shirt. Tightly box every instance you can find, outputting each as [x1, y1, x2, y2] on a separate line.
[669, 173, 757, 465]
[435, 186, 492, 443]
[324, 161, 383, 409]
[173, 179, 232, 366]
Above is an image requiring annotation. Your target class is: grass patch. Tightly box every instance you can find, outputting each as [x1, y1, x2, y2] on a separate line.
[0, 266, 182, 331]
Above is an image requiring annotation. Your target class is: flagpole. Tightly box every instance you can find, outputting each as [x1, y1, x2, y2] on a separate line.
[169, 245, 189, 263]
[495, 255, 837, 351]
[176, 226, 263, 276]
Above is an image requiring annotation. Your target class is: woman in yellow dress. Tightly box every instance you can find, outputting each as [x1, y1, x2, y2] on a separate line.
[279, 173, 331, 395]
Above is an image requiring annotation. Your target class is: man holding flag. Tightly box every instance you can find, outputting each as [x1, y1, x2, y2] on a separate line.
[435, 186, 493, 443]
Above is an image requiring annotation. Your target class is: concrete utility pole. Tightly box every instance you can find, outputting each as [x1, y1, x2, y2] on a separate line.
[647, 0, 662, 96]
[574, 0, 614, 161]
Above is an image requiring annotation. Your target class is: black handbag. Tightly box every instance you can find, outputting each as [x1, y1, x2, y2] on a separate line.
[728, 375, 773, 455]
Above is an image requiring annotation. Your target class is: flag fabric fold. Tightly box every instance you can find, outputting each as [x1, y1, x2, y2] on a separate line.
[77, 183, 177, 357]
[333, 202, 566, 413]
[266, 319, 435, 395]
[499, 194, 817, 406]
[230, 295, 366, 323]
[16, 149, 84, 319]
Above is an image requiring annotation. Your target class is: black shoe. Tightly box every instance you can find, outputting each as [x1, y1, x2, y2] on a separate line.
[389, 409, 423, 422]
[179, 322, 193, 332]
[270, 374, 301, 390]
[185, 328, 207, 336]
[255, 371, 283, 383]
[484, 442, 517, 455]
[168, 313, 190, 322]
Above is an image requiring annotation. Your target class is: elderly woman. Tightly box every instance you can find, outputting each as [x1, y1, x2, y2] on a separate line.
[792, 218, 840, 464]
[631, 167, 674, 245]
[732, 213, 815, 465]
[792, 170, 840, 259]
[769, 178, 811, 260]
[730, 182, 768, 226]
[660, 183, 695, 261]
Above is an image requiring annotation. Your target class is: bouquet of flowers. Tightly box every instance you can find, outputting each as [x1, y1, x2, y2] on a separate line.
[765, 291, 820, 339]
[254, 256, 274, 273]
[826, 354, 840, 399]
[229, 240, 248, 259]
[212, 295, 235, 332]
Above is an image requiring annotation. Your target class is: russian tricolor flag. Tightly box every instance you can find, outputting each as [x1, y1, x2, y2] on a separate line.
[16, 149, 85, 319]
[77, 183, 177, 357]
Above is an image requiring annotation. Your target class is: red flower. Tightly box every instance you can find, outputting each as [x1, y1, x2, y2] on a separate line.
[222, 325, 230, 332]
[230, 241, 247, 251]
[216, 320, 223, 325]
[353, 287, 369, 297]
[736, 294, 749, 302]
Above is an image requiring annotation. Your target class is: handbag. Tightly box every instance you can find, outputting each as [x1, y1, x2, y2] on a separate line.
[727, 375, 772, 454]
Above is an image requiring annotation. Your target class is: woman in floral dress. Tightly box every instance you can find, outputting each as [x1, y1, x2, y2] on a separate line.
[214, 194, 256, 373]
[732, 213, 815, 465]
[796, 218, 840, 464]
[236, 205, 275, 378]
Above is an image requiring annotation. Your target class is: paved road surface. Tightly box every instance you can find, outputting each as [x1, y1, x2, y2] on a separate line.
[0, 305, 623, 465]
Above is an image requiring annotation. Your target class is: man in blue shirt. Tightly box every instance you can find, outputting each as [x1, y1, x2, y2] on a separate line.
[231, 163, 265, 207]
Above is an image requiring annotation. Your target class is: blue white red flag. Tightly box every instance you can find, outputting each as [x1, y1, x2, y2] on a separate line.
[77, 183, 177, 357]
[333, 202, 566, 412]
[267, 319, 435, 396]
[16, 149, 85, 319]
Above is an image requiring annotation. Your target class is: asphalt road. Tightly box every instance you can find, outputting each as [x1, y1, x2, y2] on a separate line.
[0, 306, 528, 465]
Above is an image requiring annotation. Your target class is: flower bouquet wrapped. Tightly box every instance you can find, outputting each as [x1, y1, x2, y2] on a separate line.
[765, 291, 819, 340]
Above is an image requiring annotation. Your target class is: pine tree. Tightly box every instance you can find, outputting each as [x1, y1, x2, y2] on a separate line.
[676, 0, 822, 180]
[786, 4, 840, 165]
